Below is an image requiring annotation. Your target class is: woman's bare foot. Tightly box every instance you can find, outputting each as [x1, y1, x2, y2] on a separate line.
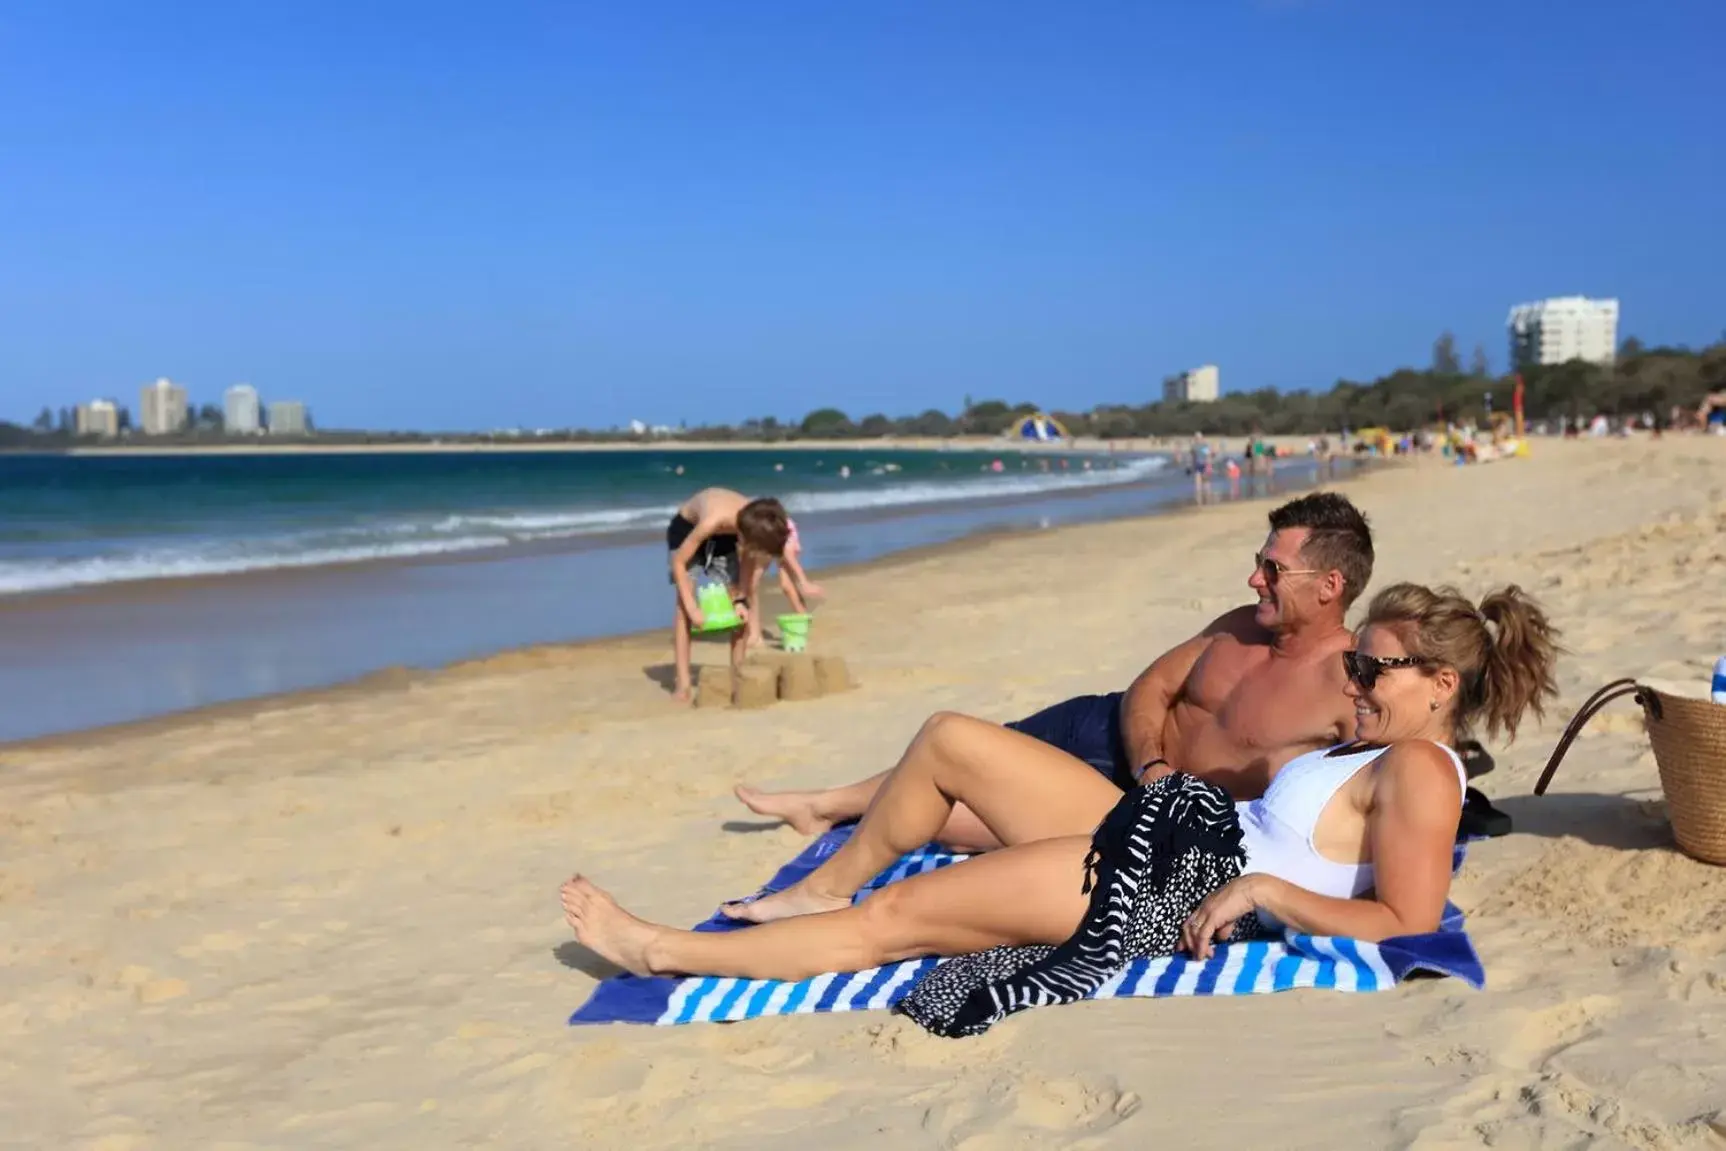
[561, 876, 665, 977]
[671, 684, 693, 704]
[720, 881, 850, 924]
[733, 785, 836, 837]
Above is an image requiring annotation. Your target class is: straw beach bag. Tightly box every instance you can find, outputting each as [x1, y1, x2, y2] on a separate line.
[1535, 679, 1726, 866]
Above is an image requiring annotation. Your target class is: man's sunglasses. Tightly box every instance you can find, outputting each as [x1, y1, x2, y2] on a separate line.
[1255, 552, 1320, 587]
[1342, 650, 1429, 691]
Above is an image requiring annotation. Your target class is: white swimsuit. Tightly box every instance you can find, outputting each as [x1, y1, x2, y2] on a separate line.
[1239, 742, 1466, 926]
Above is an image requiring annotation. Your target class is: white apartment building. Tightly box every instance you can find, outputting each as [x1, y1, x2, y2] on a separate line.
[1507, 297, 1619, 368]
[224, 384, 261, 434]
[1163, 364, 1220, 404]
[139, 377, 189, 435]
[267, 400, 309, 435]
[75, 399, 120, 438]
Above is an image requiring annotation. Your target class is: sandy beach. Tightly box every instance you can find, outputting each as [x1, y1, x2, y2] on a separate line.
[4, 436, 1725, 1149]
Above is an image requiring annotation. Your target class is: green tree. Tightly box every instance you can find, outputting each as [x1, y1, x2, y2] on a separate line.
[902, 409, 955, 437]
[1432, 332, 1462, 375]
[1468, 344, 1490, 378]
[962, 399, 1014, 435]
[799, 407, 852, 437]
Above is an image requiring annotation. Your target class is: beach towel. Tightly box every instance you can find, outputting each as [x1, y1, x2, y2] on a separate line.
[568, 826, 1483, 1028]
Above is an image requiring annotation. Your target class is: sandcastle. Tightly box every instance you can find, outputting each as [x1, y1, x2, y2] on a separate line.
[695, 652, 853, 710]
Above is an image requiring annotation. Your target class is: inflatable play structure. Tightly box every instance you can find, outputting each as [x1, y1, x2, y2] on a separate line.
[1009, 412, 1070, 442]
[1702, 392, 1726, 432]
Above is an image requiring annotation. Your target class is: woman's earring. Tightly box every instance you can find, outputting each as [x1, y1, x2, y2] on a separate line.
[1429, 699, 1440, 711]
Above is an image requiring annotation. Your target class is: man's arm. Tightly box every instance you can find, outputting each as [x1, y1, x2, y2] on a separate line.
[1118, 607, 1257, 782]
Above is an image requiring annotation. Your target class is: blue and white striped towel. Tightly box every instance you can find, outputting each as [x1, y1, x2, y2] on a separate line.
[569, 826, 1483, 1027]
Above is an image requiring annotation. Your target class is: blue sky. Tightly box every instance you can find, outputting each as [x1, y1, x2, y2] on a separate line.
[1, 1, 1721, 431]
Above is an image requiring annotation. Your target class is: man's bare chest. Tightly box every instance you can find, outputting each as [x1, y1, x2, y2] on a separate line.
[1182, 648, 1341, 748]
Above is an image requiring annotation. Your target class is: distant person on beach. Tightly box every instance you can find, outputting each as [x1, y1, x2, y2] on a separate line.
[744, 516, 825, 651]
[1188, 433, 1214, 503]
[562, 582, 1559, 1037]
[666, 488, 792, 703]
[737, 492, 1374, 848]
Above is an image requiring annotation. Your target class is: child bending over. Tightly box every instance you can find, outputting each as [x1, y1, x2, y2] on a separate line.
[666, 488, 791, 702]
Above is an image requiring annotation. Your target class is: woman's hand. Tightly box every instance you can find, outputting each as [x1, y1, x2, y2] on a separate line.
[1180, 875, 1264, 961]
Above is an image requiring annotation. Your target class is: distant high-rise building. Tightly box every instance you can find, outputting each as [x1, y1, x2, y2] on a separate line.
[139, 377, 189, 435]
[224, 384, 261, 434]
[1163, 364, 1220, 404]
[1507, 297, 1619, 369]
[267, 400, 310, 436]
[75, 399, 120, 438]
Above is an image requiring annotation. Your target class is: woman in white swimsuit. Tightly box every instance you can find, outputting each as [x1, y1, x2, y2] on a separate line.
[562, 580, 1559, 1036]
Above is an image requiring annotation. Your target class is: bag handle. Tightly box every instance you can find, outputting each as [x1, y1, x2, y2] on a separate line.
[1533, 678, 1644, 796]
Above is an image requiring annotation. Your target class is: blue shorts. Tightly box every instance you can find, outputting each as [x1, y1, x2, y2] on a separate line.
[1004, 692, 1132, 790]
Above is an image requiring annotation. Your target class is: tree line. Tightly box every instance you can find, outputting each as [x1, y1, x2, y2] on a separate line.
[5, 335, 1720, 451]
[680, 335, 1725, 442]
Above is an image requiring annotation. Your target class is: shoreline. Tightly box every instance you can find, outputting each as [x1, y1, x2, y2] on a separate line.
[0, 458, 1373, 753]
[40, 433, 1321, 458]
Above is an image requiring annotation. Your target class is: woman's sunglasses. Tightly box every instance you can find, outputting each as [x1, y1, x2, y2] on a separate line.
[1342, 650, 1428, 691]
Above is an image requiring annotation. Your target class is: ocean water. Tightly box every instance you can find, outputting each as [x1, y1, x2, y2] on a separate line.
[0, 447, 1359, 741]
[0, 448, 1159, 595]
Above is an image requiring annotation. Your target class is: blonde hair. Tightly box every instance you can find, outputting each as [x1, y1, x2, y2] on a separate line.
[1362, 582, 1561, 741]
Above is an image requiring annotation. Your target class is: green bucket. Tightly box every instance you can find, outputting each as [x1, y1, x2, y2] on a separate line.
[691, 580, 741, 634]
[777, 613, 812, 652]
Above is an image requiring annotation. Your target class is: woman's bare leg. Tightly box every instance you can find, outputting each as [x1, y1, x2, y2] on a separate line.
[735, 773, 1001, 852]
[562, 834, 1093, 980]
[724, 712, 1119, 923]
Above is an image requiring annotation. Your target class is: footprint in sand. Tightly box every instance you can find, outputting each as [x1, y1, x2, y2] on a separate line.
[920, 1070, 1136, 1147]
[722, 1045, 816, 1074]
[175, 931, 251, 959]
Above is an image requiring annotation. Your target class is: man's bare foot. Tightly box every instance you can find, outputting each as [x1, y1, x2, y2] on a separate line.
[671, 685, 693, 704]
[734, 785, 835, 837]
[561, 876, 665, 977]
[720, 881, 850, 924]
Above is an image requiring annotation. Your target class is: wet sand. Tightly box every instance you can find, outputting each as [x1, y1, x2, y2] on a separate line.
[3, 436, 1724, 1148]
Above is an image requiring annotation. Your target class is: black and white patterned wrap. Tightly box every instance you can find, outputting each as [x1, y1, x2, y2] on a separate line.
[896, 772, 1261, 1038]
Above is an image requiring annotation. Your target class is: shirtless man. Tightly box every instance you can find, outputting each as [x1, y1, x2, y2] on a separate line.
[735, 491, 1374, 851]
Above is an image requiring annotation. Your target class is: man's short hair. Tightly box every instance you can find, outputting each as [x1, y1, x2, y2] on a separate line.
[736, 497, 791, 557]
[1268, 492, 1374, 608]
